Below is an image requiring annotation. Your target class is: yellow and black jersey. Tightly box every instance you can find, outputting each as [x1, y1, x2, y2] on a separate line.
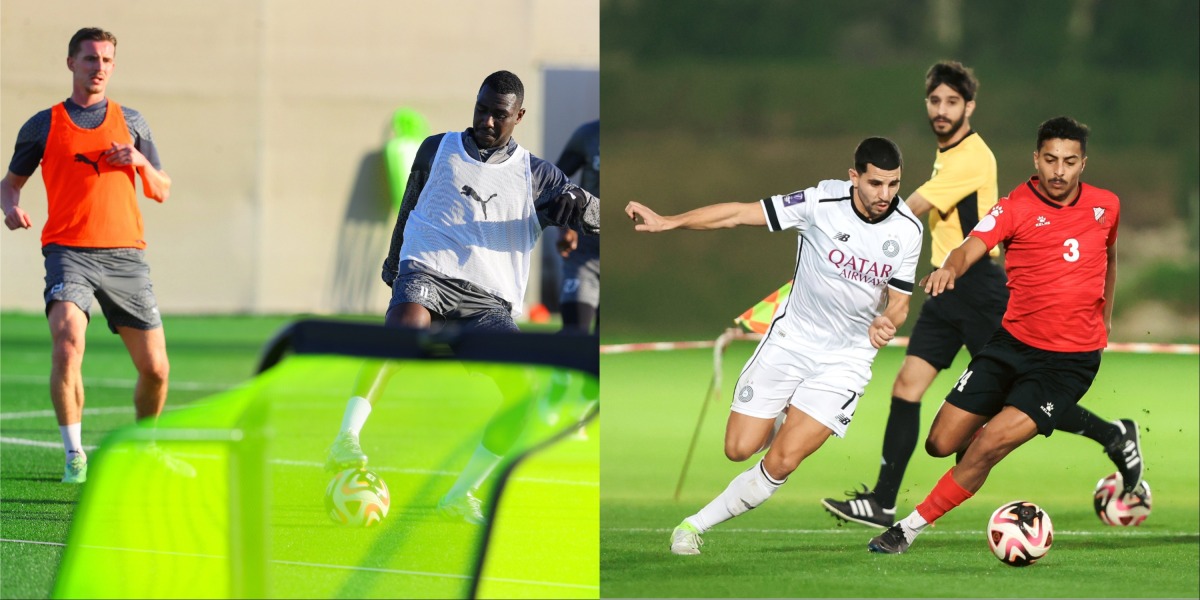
[913, 130, 999, 268]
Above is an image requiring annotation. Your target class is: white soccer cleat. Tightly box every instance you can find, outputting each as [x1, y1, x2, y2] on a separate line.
[325, 432, 368, 472]
[670, 521, 704, 555]
[148, 444, 197, 478]
[62, 453, 88, 484]
[438, 491, 485, 525]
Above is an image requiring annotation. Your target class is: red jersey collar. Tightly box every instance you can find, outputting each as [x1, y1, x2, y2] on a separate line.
[1025, 176, 1084, 210]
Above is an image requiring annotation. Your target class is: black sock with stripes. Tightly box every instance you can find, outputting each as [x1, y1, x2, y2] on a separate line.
[873, 397, 921, 510]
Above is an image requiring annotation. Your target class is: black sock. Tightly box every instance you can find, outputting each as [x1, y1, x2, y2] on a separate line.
[560, 302, 596, 333]
[1055, 405, 1119, 447]
[873, 397, 921, 510]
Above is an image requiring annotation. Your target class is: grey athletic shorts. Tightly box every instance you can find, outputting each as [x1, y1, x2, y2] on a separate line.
[560, 235, 599, 307]
[43, 244, 162, 333]
[389, 265, 518, 332]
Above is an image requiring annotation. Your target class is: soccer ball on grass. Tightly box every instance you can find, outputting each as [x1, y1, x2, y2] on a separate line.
[1094, 472, 1151, 526]
[325, 468, 390, 527]
[986, 500, 1053, 567]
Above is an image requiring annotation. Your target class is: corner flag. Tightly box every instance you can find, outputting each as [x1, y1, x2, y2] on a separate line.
[733, 280, 792, 334]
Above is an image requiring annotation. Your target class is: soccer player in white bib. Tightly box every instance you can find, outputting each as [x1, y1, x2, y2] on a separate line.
[324, 70, 599, 524]
[625, 137, 923, 555]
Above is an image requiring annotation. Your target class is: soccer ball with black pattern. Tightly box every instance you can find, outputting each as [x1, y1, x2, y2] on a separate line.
[325, 468, 391, 527]
[1094, 472, 1151, 527]
[986, 501, 1053, 567]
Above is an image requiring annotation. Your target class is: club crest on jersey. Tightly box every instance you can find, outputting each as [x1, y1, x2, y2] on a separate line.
[782, 191, 806, 206]
[882, 239, 900, 257]
[1093, 207, 1107, 224]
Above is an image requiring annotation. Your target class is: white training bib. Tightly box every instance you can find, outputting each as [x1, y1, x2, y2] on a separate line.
[400, 133, 539, 314]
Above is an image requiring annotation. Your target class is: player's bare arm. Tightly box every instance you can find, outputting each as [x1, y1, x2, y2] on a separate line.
[1103, 240, 1118, 336]
[626, 200, 765, 232]
[922, 236, 988, 296]
[1, 172, 33, 230]
[869, 288, 912, 349]
[103, 141, 171, 202]
[902, 191, 935, 218]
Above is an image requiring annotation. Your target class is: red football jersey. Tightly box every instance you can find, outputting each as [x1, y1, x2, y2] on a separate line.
[970, 176, 1119, 352]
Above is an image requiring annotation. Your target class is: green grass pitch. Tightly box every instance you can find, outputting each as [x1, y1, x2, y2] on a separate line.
[0, 312, 597, 599]
[600, 342, 1199, 598]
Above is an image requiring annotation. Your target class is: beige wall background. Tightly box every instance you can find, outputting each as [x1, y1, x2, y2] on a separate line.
[0, 0, 599, 315]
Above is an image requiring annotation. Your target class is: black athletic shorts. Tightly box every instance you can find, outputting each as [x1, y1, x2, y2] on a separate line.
[944, 327, 1102, 437]
[906, 259, 1009, 370]
[389, 263, 518, 333]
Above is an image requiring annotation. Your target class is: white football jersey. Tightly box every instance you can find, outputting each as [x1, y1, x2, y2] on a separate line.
[758, 179, 923, 362]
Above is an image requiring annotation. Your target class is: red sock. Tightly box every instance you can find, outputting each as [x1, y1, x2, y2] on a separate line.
[915, 468, 974, 524]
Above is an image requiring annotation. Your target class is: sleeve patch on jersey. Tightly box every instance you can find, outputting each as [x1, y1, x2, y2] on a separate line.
[888, 278, 914, 293]
[782, 190, 806, 206]
[974, 213, 997, 233]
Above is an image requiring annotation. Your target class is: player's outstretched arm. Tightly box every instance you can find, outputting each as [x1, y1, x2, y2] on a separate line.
[625, 200, 765, 232]
[1, 172, 32, 231]
[921, 236, 988, 296]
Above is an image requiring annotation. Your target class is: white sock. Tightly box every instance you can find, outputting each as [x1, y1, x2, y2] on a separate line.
[688, 459, 785, 533]
[446, 444, 502, 499]
[339, 396, 372, 436]
[60, 423, 83, 459]
[899, 510, 930, 543]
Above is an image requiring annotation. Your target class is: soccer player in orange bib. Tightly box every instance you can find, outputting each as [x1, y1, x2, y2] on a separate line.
[2, 28, 175, 484]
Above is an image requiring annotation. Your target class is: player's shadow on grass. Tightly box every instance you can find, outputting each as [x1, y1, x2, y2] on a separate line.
[2, 476, 78, 485]
[1071, 535, 1200, 549]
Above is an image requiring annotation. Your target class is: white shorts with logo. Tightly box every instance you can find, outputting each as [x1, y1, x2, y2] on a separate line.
[730, 338, 872, 438]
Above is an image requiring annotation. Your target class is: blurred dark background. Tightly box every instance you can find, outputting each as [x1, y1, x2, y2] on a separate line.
[600, 0, 1199, 341]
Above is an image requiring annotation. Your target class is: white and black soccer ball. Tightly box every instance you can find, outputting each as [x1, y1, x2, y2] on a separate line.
[986, 500, 1054, 567]
[325, 468, 390, 527]
[1094, 472, 1152, 527]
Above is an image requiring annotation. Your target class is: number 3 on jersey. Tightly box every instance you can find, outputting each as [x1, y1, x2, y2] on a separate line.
[1063, 238, 1080, 262]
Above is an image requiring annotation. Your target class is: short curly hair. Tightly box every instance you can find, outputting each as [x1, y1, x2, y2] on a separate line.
[480, 70, 524, 105]
[1037, 116, 1090, 155]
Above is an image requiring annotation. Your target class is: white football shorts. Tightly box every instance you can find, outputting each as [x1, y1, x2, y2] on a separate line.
[730, 338, 871, 438]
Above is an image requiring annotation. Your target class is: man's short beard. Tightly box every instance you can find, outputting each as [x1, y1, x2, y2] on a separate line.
[930, 114, 965, 141]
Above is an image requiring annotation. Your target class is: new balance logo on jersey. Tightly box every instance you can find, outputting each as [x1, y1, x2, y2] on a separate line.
[74, 153, 101, 176]
[835, 413, 851, 426]
[1041, 402, 1055, 417]
[834, 232, 851, 242]
[1035, 215, 1051, 227]
[460, 185, 498, 220]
